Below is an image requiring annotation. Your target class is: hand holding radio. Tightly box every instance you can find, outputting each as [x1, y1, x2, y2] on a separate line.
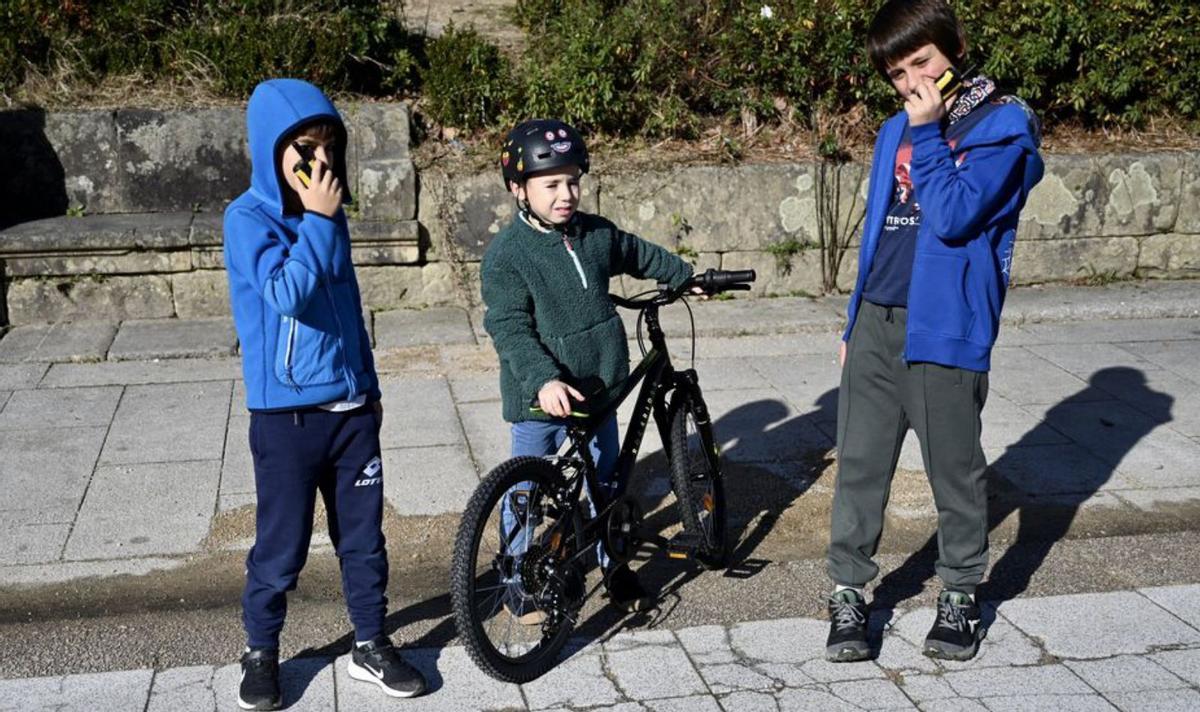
[291, 141, 342, 217]
[905, 75, 947, 127]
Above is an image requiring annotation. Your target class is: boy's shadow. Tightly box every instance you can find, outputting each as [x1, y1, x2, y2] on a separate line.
[871, 366, 1173, 628]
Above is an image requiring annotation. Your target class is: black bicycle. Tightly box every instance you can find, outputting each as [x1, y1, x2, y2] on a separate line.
[449, 268, 756, 682]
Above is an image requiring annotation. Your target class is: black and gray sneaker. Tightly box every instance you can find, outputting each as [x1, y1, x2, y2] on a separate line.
[347, 636, 427, 698]
[825, 589, 871, 662]
[923, 590, 983, 660]
[238, 648, 282, 711]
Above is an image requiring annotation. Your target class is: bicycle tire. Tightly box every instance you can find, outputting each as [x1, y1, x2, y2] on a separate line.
[450, 456, 583, 682]
[668, 391, 728, 569]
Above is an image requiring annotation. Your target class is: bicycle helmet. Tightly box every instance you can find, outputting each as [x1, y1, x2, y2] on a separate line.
[500, 119, 589, 189]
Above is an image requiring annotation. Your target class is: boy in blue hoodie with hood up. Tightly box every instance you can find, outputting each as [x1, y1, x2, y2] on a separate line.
[823, 1, 1044, 664]
[224, 79, 425, 710]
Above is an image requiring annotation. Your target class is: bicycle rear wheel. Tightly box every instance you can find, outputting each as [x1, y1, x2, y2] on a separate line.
[450, 457, 585, 682]
[668, 391, 728, 569]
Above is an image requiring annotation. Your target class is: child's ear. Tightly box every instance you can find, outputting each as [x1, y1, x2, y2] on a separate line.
[510, 182, 524, 201]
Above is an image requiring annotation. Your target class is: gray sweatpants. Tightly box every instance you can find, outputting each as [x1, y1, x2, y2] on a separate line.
[827, 301, 990, 594]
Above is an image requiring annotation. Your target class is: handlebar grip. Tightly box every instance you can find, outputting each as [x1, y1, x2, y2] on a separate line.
[691, 268, 757, 292]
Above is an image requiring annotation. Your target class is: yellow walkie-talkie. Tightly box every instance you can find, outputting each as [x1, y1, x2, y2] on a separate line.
[291, 141, 319, 188]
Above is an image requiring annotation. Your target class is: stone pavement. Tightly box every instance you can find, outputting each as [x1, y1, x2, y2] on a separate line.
[2, 280, 1200, 709]
[2, 583, 1200, 711]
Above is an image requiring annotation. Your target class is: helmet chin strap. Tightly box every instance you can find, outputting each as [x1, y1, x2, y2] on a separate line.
[518, 199, 570, 234]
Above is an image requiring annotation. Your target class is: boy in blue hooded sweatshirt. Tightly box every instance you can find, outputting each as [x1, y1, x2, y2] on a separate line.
[223, 79, 425, 709]
[823, 0, 1044, 664]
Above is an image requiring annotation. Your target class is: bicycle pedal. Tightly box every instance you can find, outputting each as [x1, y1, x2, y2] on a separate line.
[666, 532, 704, 560]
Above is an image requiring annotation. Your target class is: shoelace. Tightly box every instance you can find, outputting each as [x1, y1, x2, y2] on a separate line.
[936, 599, 969, 631]
[830, 596, 866, 631]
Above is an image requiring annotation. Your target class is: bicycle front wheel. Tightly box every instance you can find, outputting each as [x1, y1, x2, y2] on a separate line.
[450, 456, 585, 683]
[668, 391, 728, 569]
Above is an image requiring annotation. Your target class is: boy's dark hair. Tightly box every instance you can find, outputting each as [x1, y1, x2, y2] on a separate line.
[866, 0, 965, 77]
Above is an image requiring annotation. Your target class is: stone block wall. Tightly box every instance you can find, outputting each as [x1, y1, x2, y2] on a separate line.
[1, 100, 1197, 325]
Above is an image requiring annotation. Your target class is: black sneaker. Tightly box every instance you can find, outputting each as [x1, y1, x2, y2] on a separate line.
[347, 636, 427, 698]
[604, 564, 653, 612]
[238, 648, 281, 711]
[923, 590, 983, 660]
[825, 589, 871, 662]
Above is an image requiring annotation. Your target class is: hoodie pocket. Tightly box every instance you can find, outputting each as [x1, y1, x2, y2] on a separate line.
[910, 253, 974, 339]
[274, 312, 345, 389]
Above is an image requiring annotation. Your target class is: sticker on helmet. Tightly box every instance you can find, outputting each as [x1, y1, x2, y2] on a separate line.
[516, 159, 524, 172]
[550, 141, 572, 154]
[501, 152, 510, 166]
[545, 130, 556, 141]
[558, 128, 568, 138]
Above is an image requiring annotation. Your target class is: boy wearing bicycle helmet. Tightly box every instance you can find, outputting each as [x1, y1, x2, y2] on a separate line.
[481, 119, 694, 617]
[825, 0, 1043, 664]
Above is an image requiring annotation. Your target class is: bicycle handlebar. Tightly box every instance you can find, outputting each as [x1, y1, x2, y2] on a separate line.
[609, 268, 757, 310]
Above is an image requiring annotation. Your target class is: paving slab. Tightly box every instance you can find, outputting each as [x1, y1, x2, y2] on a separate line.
[374, 307, 476, 349]
[0, 362, 48, 389]
[0, 426, 109, 525]
[1026, 342, 1164, 379]
[145, 665, 221, 712]
[1064, 655, 1191, 693]
[773, 687, 869, 711]
[0, 384, 122, 430]
[989, 443, 1141, 497]
[0, 321, 118, 364]
[382, 445, 479, 516]
[64, 460, 220, 559]
[0, 522, 71, 566]
[1105, 689, 1200, 712]
[941, 664, 1093, 698]
[998, 591, 1200, 659]
[1006, 319, 1200, 347]
[378, 375, 465, 448]
[978, 694, 1117, 711]
[1078, 365, 1200, 438]
[827, 679, 914, 709]
[41, 358, 241, 388]
[522, 648, 622, 709]
[107, 318, 237, 361]
[1121, 340, 1200, 383]
[703, 389, 831, 464]
[1149, 649, 1200, 687]
[746, 354, 841, 421]
[1140, 583, 1200, 631]
[99, 381, 230, 465]
[0, 556, 187, 588]
[727, 618, 888, 683]
[987, 347, 1094, 406]
[458, 399, 511, 475]
[0, 668, 152, 712]
[603, 633, 708, 700]
[219, 415, 253, 499]
[447, 371, 501, 404]
[1040, 401, 1200, 489]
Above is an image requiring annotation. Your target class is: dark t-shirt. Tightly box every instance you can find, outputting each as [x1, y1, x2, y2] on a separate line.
[862, 102, 1001, 307]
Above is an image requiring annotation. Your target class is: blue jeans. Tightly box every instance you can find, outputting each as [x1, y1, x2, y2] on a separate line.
[500, 416, 620, 594]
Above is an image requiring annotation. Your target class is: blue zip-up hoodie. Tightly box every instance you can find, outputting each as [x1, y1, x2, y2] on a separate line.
[224, 79, 378, 411]
[843, 100, 1044, 372]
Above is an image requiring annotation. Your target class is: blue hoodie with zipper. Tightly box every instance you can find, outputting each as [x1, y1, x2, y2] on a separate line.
[224, 79, 378, 411]
[843, 100, 1044, 372]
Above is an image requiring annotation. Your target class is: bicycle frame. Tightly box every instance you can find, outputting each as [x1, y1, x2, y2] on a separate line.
[548, 295, 708, 562]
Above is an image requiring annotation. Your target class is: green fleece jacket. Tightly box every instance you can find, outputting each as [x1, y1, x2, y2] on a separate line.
[482, 211, 694, 422]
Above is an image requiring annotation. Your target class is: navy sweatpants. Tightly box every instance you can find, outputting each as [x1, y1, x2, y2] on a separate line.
[242, 405, 388, 649]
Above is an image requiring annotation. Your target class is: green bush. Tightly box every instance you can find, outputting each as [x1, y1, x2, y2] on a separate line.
[3, 0, 1197, 136]
[420, 23, 512, 130]
[1, 0, 423, 97]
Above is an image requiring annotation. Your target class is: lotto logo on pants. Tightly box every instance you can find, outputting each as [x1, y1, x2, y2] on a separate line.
[355, 456, 383, 487]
